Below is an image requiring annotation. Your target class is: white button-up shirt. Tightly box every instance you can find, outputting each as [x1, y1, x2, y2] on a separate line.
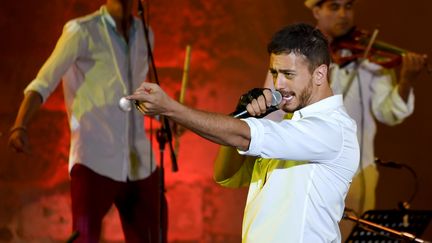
[220, 95, 359, 243]
[330, 61, 414, 169]
[25, 6, 155, 181]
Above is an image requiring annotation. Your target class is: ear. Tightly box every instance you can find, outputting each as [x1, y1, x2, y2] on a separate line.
[312, 6, 321, 20]
[313, 64, 328, 86]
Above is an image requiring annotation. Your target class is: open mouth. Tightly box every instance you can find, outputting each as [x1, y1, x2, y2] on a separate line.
[281, 91, 295, 103]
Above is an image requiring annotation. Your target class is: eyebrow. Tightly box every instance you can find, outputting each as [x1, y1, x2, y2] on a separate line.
[270, 68, 296, 74]
[326, 0, 354, 6]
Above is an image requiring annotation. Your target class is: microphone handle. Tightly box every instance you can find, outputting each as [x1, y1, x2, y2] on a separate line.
[232, 106, 278, 119]
[233, 110, 248, 118]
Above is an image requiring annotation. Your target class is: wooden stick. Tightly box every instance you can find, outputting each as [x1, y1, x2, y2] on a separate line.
[175, 45, 192, 156]
[179, 45, 191, 104]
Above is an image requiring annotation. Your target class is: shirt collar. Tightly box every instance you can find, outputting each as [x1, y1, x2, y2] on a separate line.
[100, 5, 136, 32]
[292, 94, 343, 120]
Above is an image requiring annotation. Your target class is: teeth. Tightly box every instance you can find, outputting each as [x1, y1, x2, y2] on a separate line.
[284, 96, 294, 101]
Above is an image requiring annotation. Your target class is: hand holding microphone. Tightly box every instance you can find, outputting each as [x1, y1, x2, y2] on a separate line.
[125, 82, 173, 116]
[123, 84, 282, 119]
[231, 88, 282, 118]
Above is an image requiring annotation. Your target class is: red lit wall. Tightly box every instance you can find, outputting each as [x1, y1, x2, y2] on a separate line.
[0, 0, 431, 242]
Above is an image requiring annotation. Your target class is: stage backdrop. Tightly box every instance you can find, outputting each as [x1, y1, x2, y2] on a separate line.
[0, 0, 431, 242]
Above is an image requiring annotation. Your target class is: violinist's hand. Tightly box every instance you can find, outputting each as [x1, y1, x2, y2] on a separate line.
[400, 52, 428, 84]
[127, 82, 175, 116]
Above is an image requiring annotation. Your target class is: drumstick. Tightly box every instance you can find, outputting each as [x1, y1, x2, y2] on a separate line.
[179, 45, 191, 104]
[175, 45, 192, 156]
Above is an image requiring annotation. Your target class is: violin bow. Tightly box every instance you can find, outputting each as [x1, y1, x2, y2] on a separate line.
[362, 29, 379, 59]
[343, 29, 379, 97]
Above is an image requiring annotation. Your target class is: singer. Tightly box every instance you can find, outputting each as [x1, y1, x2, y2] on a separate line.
[8, 0, 167, 242]
[128, 23, 360, 242]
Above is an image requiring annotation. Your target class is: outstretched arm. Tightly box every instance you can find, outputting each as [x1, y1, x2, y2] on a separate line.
[127, 82, 272, 151]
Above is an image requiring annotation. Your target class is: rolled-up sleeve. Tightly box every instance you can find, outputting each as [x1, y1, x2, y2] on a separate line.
[371, 70, 414, 125]
[239, 116, 343, 163]
[25, 20, 83, 102]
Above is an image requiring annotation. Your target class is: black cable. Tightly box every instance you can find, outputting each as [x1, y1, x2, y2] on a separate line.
[375, 158, 419, 205]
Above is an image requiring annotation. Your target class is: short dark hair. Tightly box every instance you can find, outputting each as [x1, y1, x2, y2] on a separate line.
[267, 23, 331, 72]
[314, 0, 326, 8]
[315, 0, 356, 8]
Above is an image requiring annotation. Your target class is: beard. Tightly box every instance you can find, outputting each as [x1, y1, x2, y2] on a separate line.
[281, 78, 313, 113]
[297, 79, 313, 110]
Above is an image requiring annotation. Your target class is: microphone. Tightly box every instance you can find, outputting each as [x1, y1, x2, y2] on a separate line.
[232, 90, 282, 118]
[119, 97, 132, 112]
[119, 97, 146, 114]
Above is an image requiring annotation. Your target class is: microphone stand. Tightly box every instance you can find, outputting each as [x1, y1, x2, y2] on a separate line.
[65, 231, 79, 243]
[137, 1, 178, 242]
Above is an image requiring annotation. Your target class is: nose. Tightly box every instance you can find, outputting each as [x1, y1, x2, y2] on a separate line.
[273, 74, 284, 90]
[337, 7, 347, 17]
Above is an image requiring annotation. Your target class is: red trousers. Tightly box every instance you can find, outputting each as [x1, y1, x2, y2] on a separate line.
[70, 164, 168, 243]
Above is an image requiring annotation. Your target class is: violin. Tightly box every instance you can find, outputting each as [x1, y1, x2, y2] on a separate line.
[330, 27, 423, 69]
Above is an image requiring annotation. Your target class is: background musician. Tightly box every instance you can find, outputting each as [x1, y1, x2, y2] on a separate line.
[8, 0, 167, 242]
[303, 0, 427, 240]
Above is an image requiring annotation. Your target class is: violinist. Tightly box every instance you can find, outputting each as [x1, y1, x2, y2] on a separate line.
[304, 0, 427, 241]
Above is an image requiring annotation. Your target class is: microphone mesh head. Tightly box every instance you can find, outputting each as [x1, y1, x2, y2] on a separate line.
[271, 90, 282, 106]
